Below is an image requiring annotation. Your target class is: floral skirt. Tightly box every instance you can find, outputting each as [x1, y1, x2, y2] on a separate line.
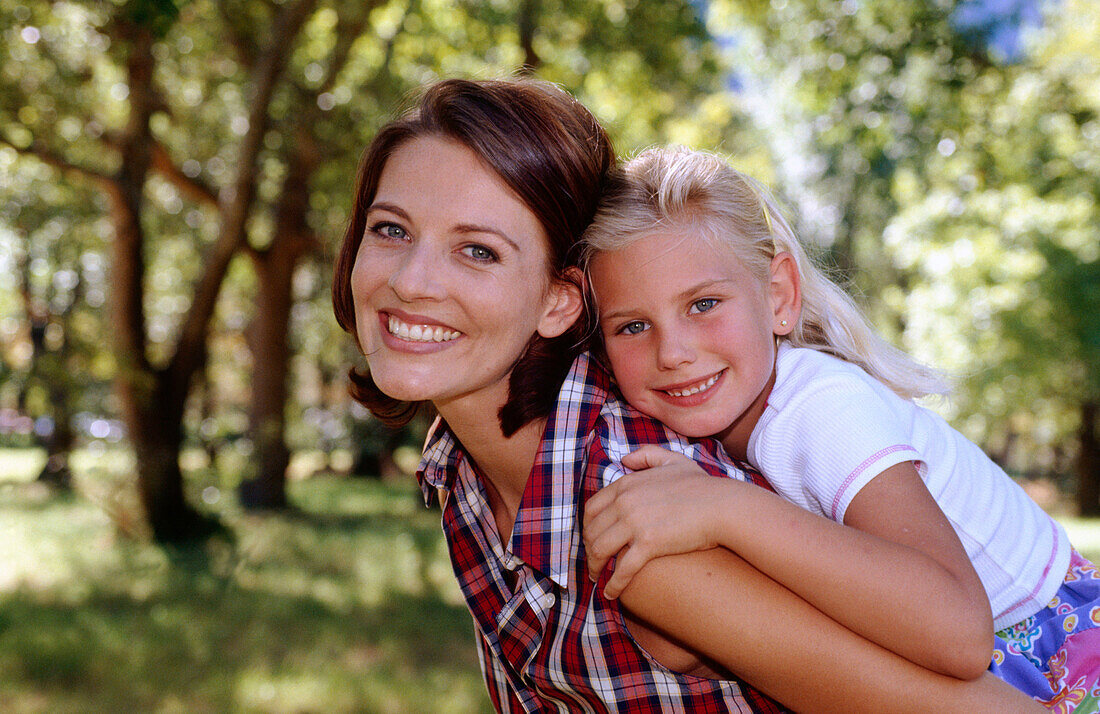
[989, 550, 1100, 713]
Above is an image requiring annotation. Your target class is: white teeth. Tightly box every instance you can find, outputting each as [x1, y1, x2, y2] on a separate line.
[666, 373, 720, 398]
[387, 315, 461, 343]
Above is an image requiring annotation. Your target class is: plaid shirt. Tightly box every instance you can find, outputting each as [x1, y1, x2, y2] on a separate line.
[417, 352, 786, 713]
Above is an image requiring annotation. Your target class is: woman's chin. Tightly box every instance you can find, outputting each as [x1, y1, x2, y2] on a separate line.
[372, 378, 435, 404]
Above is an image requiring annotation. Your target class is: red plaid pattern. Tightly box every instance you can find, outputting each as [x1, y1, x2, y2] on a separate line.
[418, 353, 786, 713]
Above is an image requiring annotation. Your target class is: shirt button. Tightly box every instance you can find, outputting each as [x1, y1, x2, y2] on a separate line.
[541, 593, 556, 608]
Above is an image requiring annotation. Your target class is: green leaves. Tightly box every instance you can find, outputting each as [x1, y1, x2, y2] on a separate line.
[120, 0, 179, 38]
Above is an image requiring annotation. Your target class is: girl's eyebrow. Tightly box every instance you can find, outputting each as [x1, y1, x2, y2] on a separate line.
[366, 201, 519, 250]
[675, 278, 736, 299]
[598, 278, 737, 324]
[599, 307, 638, 324]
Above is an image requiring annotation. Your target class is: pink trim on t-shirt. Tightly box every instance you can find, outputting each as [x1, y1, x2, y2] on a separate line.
[830, 445, 915, 521]
[998, 517, 1062, 623]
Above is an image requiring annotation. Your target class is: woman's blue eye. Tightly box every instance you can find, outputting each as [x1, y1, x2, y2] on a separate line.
[463, 244, 498, 262]
[620, 321, 648, 335]
[691, 298, 718, 314]
[371, 222, 406, 240]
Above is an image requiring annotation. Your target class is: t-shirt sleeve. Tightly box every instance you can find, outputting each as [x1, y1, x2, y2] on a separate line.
[751, 374, 920, 523]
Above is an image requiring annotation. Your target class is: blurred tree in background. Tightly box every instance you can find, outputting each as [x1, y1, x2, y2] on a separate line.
[714, 0, 1099, 513]
[1, 0, 1096, 538]
[0, 0, 746, 540]
[882, 0, 1100, 513]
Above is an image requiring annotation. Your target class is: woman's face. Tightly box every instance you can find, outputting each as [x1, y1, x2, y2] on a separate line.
[350, 135, 578, 414]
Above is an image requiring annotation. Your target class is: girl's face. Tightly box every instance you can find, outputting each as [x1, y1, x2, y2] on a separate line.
[590, 228, 796, 458]
[351, 135, 579, 415]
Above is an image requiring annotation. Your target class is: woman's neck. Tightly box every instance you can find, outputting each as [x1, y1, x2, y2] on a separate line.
[438, 402, 547, 539]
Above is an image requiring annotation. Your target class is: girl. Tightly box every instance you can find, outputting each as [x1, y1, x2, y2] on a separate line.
[581, 146, 1100, 710]
[332, 79, 1042, 712]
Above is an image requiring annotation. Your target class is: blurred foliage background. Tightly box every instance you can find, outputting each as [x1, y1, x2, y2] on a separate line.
[0, 0, 1098, 710]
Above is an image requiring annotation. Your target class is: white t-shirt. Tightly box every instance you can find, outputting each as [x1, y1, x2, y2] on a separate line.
[747, 343, 1071, 630]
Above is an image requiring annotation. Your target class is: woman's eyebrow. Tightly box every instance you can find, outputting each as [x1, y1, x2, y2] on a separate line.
[366, 201, 409, 220]
[367, 202, 519, 251]
[454, 224, 520, 251]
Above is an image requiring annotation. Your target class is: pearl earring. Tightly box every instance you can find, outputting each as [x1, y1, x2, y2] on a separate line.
[780, 320, 788, 328]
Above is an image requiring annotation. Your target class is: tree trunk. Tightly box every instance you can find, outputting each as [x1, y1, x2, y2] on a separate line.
[16, 239, 74, 489]
[124, 376, 218, 540]
[238, 248, 294, 509]
[36, 359, 76, 489]
[107, 27, 215, 540]
[1076, 400, 1100, 517]
[11, 2, 316, 540]
[518, 0, 541, 72]
[238, 132, 317, 509]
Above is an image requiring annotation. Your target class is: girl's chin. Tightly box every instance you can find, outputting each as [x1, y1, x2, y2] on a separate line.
[642, 409, 727, 440]
[666, 423, 720, 439]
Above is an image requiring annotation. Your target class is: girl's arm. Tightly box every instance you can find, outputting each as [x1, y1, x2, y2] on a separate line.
[617, 547, 1041, 714]
[585, 447, 993, 680]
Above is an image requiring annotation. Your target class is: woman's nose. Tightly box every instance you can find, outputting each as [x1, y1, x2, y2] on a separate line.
[387, 243, 445, 301]
[655, 329, 695, 370]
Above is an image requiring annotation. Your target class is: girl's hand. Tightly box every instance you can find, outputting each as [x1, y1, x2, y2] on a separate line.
[584, 445, 738, 599]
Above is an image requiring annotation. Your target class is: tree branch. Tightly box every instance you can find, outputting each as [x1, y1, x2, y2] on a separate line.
[149, 141, 219, 206]
[101, 130, 220, 207]
[518, 0, 541, 73]
[319, 12, 371, 95]
[215, 0, 258, 67]
[1, 135, 117, 192]
[170, 0, 318, 386]
[357, 0, 417, 98]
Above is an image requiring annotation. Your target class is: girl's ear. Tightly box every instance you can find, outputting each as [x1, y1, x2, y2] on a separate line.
[538, 267, 585, 339]
[769, 252, 801, 336]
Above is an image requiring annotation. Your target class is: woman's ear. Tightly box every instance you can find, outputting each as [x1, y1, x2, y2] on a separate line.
[538, 267, 585, 339]
[769, 252, 801, 336]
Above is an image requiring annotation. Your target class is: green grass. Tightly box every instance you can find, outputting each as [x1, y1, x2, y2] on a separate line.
[3, 447, 1100, 713]
[0, 449, 491, 714]
[1059, 517, 1100, 564]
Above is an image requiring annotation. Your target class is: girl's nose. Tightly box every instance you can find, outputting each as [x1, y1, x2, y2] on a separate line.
[387, 243, 446, 302]
[655, 329, 695, 370]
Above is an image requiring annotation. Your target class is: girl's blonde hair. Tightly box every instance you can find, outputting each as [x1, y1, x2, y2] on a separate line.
[581, 146, 945, 400]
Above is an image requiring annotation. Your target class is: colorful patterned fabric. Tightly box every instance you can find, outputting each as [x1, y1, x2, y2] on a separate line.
[990, 550, 1100, 713]
[417, 352, 785, 713]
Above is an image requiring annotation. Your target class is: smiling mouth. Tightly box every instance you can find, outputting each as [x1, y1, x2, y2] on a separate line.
[662, 372, 722, 398]
[387, 315, 462, 343]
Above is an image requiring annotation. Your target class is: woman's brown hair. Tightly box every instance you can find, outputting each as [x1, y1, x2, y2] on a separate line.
[332, 78, 615, 436]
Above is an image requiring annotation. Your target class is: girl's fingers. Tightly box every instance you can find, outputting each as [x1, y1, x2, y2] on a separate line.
[583, 487, 623, 541]
[584, 519, 629, 582]
[584, 472, 625, 517]
[621, 445, 693, 471]
[602, 544, 647, 600]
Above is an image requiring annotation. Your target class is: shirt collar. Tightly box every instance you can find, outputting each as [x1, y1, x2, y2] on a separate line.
[415, 353, 613, 590]
[417, 416, 460, 506]
[511, 353, 611, 589]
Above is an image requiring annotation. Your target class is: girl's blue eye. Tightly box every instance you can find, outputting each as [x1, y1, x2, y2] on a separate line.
[691, 298, 718, 314]
[463, 244, 498, 262]
[371, 222, 406, 240]
[620, 321, 649, 335]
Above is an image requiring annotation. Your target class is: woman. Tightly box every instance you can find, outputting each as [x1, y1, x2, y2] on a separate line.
[332, 78, 1042, 712]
